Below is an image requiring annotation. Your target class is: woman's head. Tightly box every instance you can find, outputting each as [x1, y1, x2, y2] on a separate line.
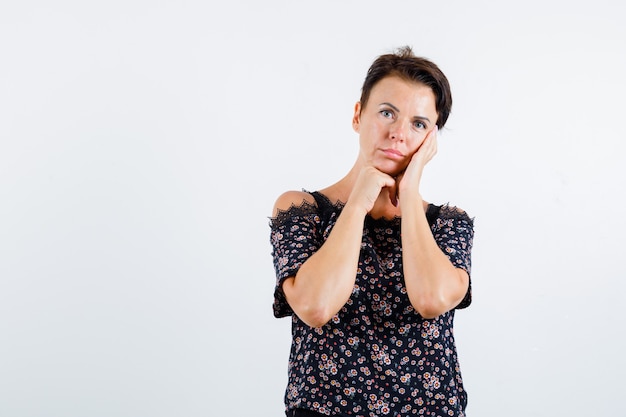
[359, 46, 452, 129]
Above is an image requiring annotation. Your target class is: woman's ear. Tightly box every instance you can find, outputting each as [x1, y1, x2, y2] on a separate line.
[352, 101, 362, 132]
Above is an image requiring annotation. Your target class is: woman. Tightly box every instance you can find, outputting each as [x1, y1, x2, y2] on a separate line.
[269, 46, 474, 417]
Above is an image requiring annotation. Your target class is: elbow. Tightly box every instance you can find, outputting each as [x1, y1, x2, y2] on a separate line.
[411, 269, 470, 318]
[282, 276, 339, 328]
[284, 285, 333, 327]
[296, 305, 334, 328]
[416, 304, 447, 319]
[413, 294, 450, 319]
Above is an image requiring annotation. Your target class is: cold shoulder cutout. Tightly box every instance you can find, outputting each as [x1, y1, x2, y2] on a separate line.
[271, 190, 317, 218]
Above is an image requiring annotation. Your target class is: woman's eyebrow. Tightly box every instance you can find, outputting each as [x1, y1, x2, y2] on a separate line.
[380, 102, 431, 123]
[413, 115, 431, 123]
[380, 102, 400, 112]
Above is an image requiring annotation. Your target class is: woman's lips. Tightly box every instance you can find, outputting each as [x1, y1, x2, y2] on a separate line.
[381, 148, 404, 159]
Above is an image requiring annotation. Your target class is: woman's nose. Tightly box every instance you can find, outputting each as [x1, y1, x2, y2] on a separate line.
[389, 120, 407, 141]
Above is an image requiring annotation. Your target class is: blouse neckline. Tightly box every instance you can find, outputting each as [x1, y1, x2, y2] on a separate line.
[310, 190, 439, 225]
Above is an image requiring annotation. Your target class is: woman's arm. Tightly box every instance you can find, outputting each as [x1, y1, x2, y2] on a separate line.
[274, 191, 364, 328]
[398, 128, 469, 318]
[400, 201, 470, 318]
[274, 168, 395, 328]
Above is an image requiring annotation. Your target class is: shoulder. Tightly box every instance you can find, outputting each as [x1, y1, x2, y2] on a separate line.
[272, 190, 317, 217]
[437, 204, 474, 226]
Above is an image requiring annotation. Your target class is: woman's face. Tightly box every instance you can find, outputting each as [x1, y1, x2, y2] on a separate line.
[353, 75, 438, 176]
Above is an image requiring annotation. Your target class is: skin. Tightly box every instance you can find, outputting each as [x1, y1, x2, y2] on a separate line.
[273, 75, 469, 327]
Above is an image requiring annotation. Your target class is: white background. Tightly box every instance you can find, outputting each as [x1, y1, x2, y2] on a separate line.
[1, 1, 625, 416]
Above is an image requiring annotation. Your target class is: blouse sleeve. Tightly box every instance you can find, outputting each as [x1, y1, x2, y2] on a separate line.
[432, 205, 475, 309]
[269, 203, 323, 318]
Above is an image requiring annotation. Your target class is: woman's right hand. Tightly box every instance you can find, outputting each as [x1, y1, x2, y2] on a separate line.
[348, 166, 397, 213]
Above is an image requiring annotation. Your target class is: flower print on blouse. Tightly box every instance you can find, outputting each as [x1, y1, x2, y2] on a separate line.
[270, 191, 474, 417]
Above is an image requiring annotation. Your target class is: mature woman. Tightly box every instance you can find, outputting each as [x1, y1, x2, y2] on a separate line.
[270, 46, 474, 417]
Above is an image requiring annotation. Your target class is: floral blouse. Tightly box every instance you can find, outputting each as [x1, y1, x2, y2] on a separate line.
[270, 191, 474, 417]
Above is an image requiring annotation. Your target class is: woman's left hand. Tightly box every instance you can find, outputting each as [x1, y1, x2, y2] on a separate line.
[396, 126, 438, 200]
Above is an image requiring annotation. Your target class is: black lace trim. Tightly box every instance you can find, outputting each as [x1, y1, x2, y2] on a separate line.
[310, 190, 407, 225]
[269, 190, 473, 228]
[312, 190, 467, 227]
[439, 204, 475, 227]
[269, 198, 320, 228]
[309, 190, 346, 210]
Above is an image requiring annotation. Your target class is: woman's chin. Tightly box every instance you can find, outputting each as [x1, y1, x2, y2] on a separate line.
[376, 162, 408, 177]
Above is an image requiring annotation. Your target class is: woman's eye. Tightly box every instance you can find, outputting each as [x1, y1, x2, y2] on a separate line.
[413, 121, 426, 129]
[380, 110, 393, 118]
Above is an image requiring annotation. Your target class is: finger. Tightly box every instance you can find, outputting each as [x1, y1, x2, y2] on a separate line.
[430, 125, 439, 140]
[420, 126, 438, 159]
[431, 128, 439, 158]
[364, 168, 399, 207]
[380, 171, 397, 189]
[387, 179, 398, 207]
[371, 170, 396, 206]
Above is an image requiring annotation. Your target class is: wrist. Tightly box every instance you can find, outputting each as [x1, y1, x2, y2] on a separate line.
[343, 199, 369, 219]
[399, 190, 423, 210]
[398, 184, 421, 201]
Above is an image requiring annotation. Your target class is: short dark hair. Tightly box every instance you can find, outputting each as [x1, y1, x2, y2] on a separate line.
[359, 46, 453, 129]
